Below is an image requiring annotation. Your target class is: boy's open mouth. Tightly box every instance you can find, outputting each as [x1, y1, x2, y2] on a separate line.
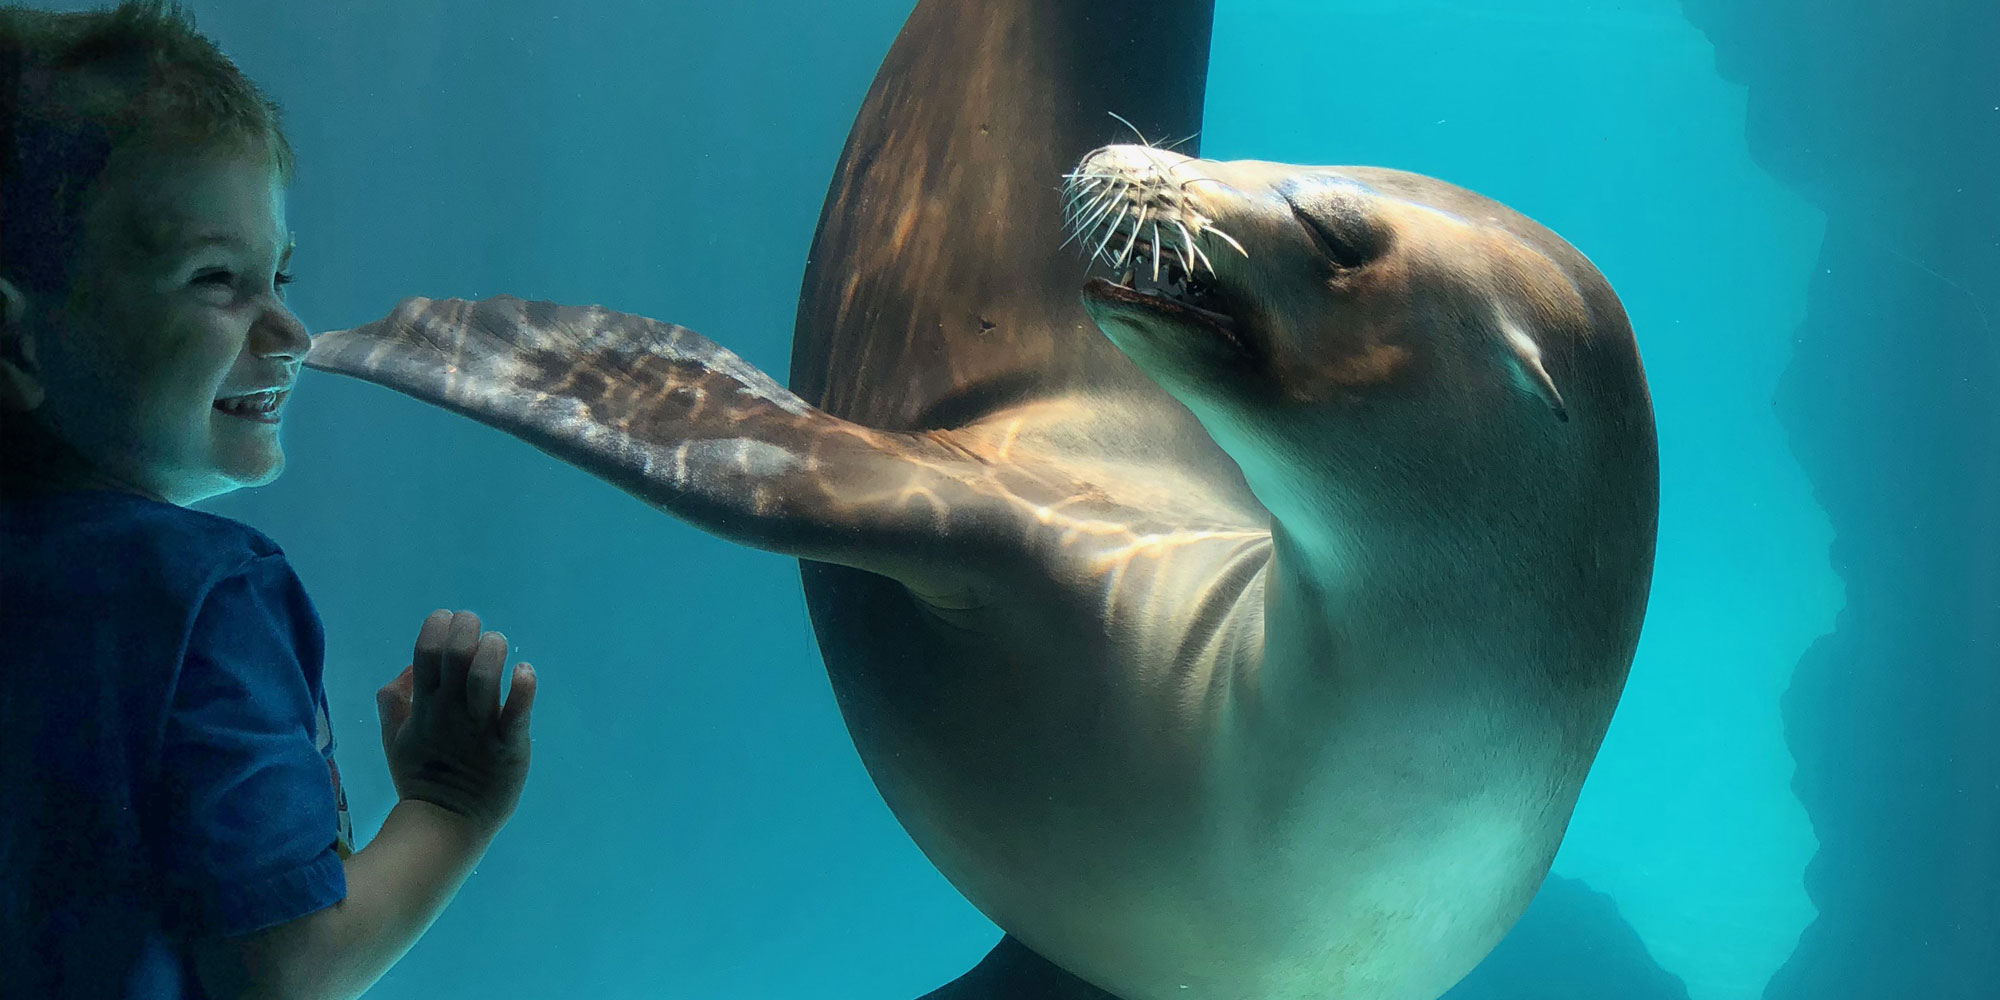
[214, 389, 287, 424]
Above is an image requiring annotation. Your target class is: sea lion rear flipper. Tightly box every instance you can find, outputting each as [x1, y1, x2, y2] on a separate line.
[305, 295, 996, 585]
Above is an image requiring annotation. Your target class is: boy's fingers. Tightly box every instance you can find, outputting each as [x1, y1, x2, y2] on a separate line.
[499, 661, 537, 749]
[377, 666, 414, 751]
[411, 609, 453, 696]
[436, 610, 483, 705]
[465, 630, 508, 727]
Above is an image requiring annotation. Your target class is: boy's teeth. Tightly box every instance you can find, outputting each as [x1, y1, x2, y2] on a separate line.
[217, 391, 280, 414]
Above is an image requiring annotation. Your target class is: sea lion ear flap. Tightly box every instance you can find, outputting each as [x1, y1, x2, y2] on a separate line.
[1498, 317, 1569, 423]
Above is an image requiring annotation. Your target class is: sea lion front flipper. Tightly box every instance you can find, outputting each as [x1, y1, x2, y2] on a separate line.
[305, 295, 1002, 587]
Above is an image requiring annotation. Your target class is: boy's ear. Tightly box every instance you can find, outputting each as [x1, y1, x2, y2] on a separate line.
[0, 276, 47, 411]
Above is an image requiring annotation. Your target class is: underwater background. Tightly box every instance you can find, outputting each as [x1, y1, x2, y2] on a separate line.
[37, 0, 1996, 996]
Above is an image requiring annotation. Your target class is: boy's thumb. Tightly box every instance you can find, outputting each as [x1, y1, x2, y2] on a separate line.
[377, 665, 416, 750]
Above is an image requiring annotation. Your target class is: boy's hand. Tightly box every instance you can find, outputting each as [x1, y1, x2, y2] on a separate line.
[376, 610, 536, 838]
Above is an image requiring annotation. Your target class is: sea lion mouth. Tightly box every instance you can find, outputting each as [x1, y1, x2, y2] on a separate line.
[1080, 236, 1248, 354]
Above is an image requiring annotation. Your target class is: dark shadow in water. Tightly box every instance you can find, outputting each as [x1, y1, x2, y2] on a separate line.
[1675, 1, 2000, 997]
[1445, 876, 1689, 1000]
[925, 876, 1685, 1000]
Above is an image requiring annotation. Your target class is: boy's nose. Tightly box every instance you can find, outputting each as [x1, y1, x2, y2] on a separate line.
[251, 301, 312, 361]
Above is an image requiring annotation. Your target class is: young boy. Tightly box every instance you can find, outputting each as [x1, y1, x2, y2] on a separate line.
[0, 4, 537, 997]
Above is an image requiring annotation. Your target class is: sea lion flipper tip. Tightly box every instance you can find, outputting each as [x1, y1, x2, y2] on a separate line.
[305, 295, 1000, 580]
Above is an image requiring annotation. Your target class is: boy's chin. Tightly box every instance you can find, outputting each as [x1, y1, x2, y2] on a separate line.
[226, 449, 287, 489]
[190, 446, 287, 502]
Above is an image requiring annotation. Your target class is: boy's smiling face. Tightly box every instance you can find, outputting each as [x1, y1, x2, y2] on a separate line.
[7, 153, 310, 505]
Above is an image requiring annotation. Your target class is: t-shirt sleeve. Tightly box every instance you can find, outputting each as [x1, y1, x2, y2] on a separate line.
[155, 552, 347, 939]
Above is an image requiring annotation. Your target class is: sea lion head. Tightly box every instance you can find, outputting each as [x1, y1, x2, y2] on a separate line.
[1066, 145, 1623, 537]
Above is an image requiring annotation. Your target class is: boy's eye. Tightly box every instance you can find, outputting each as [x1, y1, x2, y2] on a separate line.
[191, 270, 296, 291]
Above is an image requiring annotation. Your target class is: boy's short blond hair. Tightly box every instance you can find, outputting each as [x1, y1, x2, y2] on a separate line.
[1, 0, 294, 295]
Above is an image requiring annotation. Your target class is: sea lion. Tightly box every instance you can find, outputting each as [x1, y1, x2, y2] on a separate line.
[303, 2, 1658, 998]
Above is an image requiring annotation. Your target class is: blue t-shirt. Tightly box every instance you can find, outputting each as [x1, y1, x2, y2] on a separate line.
[0, 488, 353, 999]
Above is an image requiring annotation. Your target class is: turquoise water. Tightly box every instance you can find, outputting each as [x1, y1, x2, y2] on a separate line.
[61, 0, 1993, 996]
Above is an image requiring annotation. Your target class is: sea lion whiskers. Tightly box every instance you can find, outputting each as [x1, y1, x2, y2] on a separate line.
[1061, 172, 1119, 222]
[1175, 220, 1210, 274]
[1126, 140, 1249, 266]
[1173, 176, 1252, 261]
[1084, 111, 1214, 268]
[1090, 202, 1133, 266]
[1105, 109, 1154, 147]
[1061, 176, 1128, 252]
[1061, 150, 1250, 280]
[1117, 204, 1150, 271]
